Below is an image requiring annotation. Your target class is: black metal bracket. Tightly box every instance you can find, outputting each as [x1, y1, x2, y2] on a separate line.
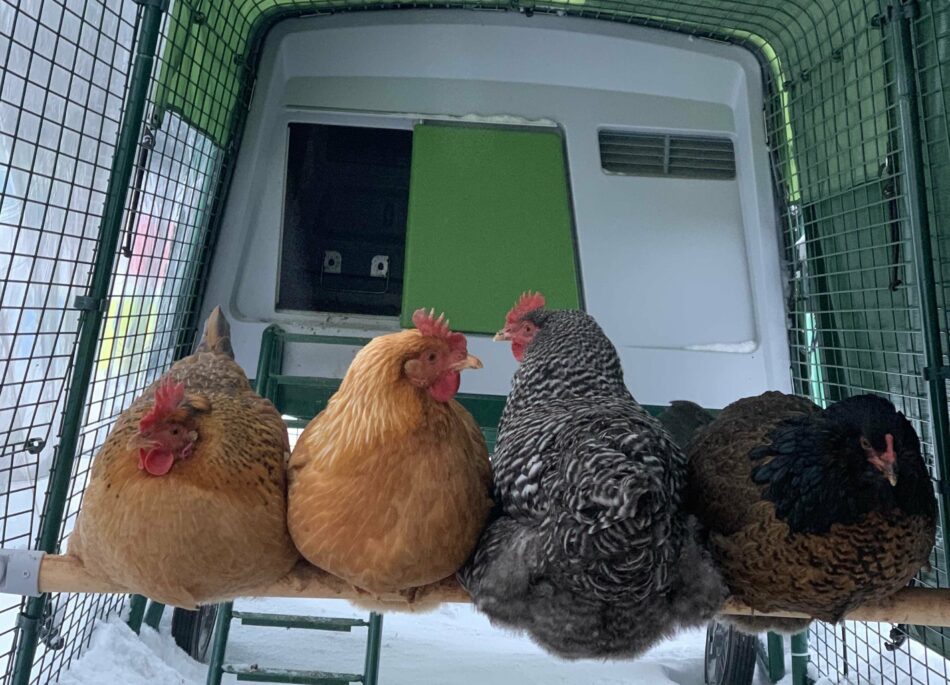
[923, 366, 950, 382]
[23, 438, 45, 455]
[72, 296, 107, 312]
[872, 0, 918, 27]
[133, 0, 170, 11]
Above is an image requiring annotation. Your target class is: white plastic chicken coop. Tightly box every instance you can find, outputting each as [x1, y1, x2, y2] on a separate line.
[1, 1, 949, 684]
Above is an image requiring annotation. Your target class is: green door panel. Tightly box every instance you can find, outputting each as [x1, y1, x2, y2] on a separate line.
[400, 123, 581, 334]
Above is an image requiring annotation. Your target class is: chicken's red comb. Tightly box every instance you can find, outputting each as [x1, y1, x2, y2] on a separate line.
[411, 308, 467, 353]
[505, 291, 546, 326]
[139, 378, 185, 432]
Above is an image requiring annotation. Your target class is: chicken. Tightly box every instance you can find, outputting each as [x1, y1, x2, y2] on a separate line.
[67, 307, 299, 608]
[286, 309, 493, 606]
[459, 293, 725, 659]
[687, 391, 937, 634]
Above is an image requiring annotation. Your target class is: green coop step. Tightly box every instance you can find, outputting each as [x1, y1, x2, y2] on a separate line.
[231, 612, 368, 631]
[223, 664, 363, 684]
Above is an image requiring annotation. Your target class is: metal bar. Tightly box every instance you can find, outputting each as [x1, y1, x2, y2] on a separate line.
[767, 632, 786, 682]
[232, 612, 363, 632]
[224, 665, 361, 684]
[280, 334, 372, 346]
[205, 602, 234, 685]
[253, 325, 276, 396]
[144, 601, 165, 631]
[790, 631, 810, 685]
[362, 613, 383, 685]
[127, 595, 148, 635]
[8, 2, 167, 682]
[886, 0, 950, 571]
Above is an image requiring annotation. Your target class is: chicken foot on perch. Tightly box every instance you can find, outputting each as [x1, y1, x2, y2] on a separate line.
[4, 552, 950, 627]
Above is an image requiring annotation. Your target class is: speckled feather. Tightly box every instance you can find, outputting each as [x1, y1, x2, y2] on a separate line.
[460, 310, 725, 658]
[67, 308, 299, 608]
[687, 391, 937, 633]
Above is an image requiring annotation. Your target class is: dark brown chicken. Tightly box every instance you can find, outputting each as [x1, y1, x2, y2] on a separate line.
[687, 391, 936, 633]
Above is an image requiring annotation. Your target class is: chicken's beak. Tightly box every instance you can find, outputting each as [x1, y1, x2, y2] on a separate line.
[869, 454, 898, 487]
[493, 329, 512, 342]
[451, 354, 483, 371]
[883, 463, 898, 487]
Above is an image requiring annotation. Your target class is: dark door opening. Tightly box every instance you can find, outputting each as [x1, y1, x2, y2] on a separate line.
[278, 123, 412, 316]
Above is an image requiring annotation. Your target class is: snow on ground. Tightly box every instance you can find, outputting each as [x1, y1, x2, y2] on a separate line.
[56, 599, 950, 685]
[58, 597, 709, 685]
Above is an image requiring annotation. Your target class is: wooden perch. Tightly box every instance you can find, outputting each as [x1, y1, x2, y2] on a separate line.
[37, 554, 950, 626]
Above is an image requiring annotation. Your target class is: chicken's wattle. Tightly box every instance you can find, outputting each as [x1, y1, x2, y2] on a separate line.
[429, 371, 461, 403]
[511, 341, 526, 362]
[138, 447, 175, 476]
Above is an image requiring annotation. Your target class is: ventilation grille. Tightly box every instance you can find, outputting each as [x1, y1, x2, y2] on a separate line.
[598, 131, 736, 179]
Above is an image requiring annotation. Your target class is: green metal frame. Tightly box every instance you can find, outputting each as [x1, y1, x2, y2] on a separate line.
[8, 2, 169, 683]
[765, 633, 786, 683]
[126, 595, 148, 635]
[790, 632, 811, 685]
[885, 0, 950, 559]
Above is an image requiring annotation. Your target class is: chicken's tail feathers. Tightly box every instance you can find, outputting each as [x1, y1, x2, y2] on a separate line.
[656, 400, 715, 449]
[196, 305, 234, 358]
[666, 517, 729, 627]
[458, 517, 541, 614]
[461, 516, 712, 659]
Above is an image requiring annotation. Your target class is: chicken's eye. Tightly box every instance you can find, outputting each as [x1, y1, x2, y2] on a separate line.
[426, 352, 437, 363]
[859, 436, 872, 450]
[170, 427, 179, 436]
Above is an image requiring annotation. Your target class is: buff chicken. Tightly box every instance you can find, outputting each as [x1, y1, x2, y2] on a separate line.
[67, 307, 299, 608]
[287, 309, 492, 606]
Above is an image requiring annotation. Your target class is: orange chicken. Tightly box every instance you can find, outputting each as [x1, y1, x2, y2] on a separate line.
[287, 309, 492, 604]
[67, 307, 299, 608]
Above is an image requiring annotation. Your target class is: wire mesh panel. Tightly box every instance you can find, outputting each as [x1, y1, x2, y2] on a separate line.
[0, 0, 224, 681]
[0, 0, 138, 679]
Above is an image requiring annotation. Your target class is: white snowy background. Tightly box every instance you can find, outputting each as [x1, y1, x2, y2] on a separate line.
[59, 599, 712, 685]
[52, 595, 950, 685]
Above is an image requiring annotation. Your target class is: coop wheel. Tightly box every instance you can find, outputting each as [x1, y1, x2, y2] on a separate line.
[704, 620, 756, 685]
[171, 604, 218, 662]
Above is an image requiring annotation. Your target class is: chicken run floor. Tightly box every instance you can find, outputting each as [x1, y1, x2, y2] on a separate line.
[48, 595, 950, 685]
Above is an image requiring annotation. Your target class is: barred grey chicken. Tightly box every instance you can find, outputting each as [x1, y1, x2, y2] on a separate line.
[459, 293, 725, 659]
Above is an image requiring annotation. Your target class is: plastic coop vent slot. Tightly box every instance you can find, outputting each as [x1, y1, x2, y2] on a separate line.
[598, 130, 736, 180]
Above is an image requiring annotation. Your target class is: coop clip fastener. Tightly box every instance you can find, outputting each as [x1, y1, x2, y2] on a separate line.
[0, 550, 44, 597]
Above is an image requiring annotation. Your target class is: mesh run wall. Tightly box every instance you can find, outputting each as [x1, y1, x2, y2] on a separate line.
[1, 0, 224, 681]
